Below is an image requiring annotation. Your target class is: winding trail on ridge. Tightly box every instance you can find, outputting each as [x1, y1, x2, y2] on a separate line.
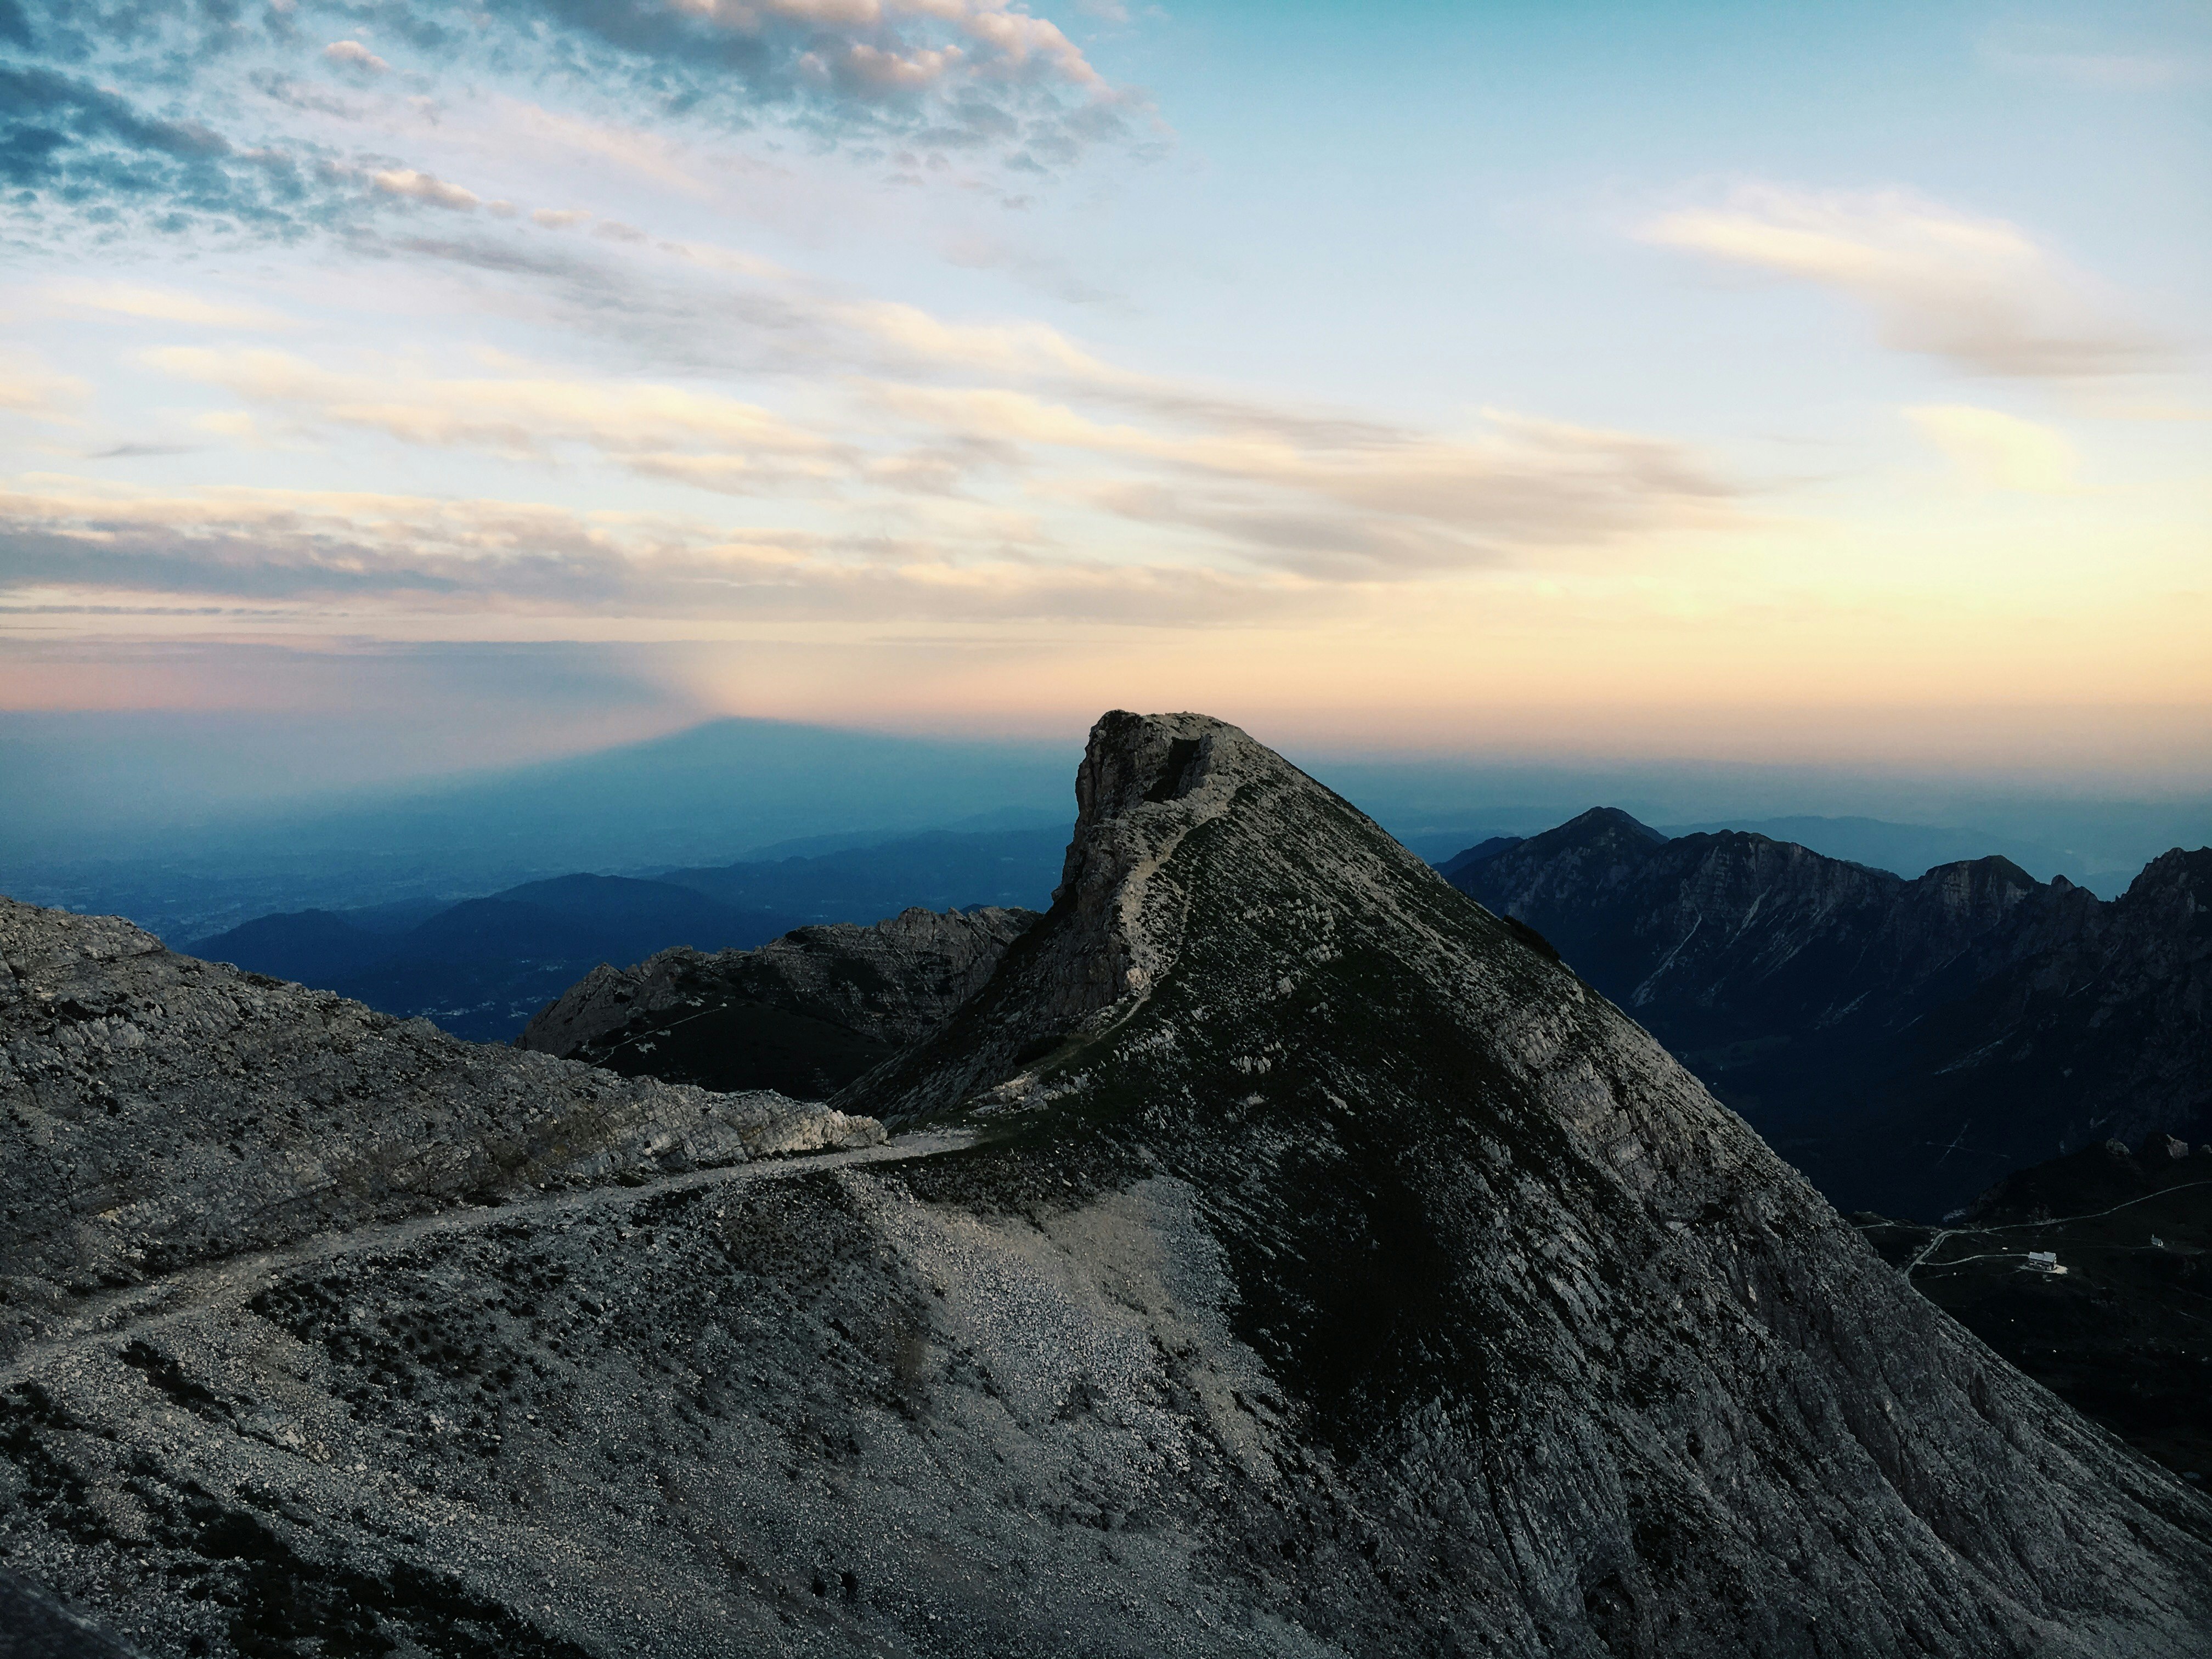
[2, 1127, 982, 1388]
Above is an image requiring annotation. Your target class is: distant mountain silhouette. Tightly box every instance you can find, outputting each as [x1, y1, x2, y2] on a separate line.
[206, 718, 1075, 879]
[1447, 814, 2212, 1218]
[191, 876, 802, 1041]
[185, 826, 1073, 1041]
[661, 825, 1067, 922]
[1658, 814, 2107, 890]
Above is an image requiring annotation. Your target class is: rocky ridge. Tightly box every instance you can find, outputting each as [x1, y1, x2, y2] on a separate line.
[1, 714, 2208, 1657]
[1448, 812, 2212, 1216]
[516, 905, 1037, 1099]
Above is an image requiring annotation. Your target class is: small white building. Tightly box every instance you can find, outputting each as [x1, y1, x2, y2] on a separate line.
[2023, 1251, 2068, 1276]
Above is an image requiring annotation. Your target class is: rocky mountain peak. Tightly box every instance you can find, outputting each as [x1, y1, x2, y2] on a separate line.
[848, 708, 1443, 1122]
[1046, 709, 1256, 1014]
[1528, 804, 1668, 856]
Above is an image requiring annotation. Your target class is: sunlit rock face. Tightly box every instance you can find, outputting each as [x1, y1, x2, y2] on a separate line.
[1, 712, 2207, 1658]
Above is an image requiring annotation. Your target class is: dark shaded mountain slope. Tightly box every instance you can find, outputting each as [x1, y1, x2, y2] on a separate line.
[516, 906, 1039, 1099]
[1448, 813, 2212, 1217]
[2, 716, 2208, 1657]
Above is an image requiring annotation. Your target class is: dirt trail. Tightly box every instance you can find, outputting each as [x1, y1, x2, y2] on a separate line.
[2, 1127, 980, 1385]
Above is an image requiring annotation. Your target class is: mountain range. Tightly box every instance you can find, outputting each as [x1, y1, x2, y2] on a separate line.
[1446, 809, 2212, 1218]
[182, 828, 1073, 1042]
[186, 875, 806, 1043]
[6, 710, 2207, 1655]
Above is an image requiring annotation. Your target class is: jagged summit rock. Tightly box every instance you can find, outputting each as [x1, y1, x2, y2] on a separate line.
[517, 904, 1036, 1098]
[1, 713, 2207, 1657]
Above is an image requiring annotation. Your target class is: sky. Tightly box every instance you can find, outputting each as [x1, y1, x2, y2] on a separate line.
[2, 0, 2208, 799]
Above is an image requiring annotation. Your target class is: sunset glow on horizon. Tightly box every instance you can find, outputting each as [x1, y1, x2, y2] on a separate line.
[3, 0, 2207, 786]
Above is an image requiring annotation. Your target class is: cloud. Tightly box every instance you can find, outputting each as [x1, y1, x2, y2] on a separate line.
[324, 41, 391, 74]
[0, 478, 1314, 628]
[1644, 184, 2164, 379]
[864, 385, 1738, 575]
[560, 0, 1108, 97]
[499, 102, 712, 196]
[50, 283, 295, 330]
[1905, 405, 2079, 492]
[0, 352, 89, 423]
[0, 61, 353, 242]
[532, 208, 593, 229]
[483, 0, 1153, 168]
[2, 0, 1155, 255]
[147, 347, 850, 484]
[1980, 23, 2210, 88]
[371, 168, 482, 211]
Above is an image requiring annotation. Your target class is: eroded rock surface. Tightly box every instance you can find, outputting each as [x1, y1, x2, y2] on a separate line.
[0, 900, 880, 1359]
[516, 906, 1037, 1099]
[2, 714, 2208, 1658]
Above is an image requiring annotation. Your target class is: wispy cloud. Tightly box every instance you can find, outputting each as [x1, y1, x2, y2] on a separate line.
[145, 348, 849, 486]
[865, 385, 1738, 575]
[1905, 405, 2079, 493]
[49, 283, 295, 330]
[1644, 184, 2166, 379]
[371, 168, 482, 211]
[139, 325, 1741, 575]
[0, 352, 90, 424]
[1980, 22, 2210, 88]
[323, 40, 391, 75]
[0, 477, 1316, 628]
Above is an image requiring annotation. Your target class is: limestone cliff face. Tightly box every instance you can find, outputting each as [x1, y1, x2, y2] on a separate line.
[1448, 815, 2211, 1216]
[0, 900, 879, 1358]
[1, 718, 2207, 1659]
[515, 905, 1037, 1098]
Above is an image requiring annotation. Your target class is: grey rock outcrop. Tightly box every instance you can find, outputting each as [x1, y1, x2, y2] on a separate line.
[0, 900, 881, 1358]
[516, 906, 1037, 1099]
[1, 714, 2207, 1658]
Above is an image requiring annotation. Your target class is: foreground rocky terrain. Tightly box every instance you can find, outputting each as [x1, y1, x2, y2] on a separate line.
[0, 902, 881, 1362]
[1448, 811, 2212, 1217]
[517, 906, 1037, 1098]
[3, 712, 2209, 1657]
